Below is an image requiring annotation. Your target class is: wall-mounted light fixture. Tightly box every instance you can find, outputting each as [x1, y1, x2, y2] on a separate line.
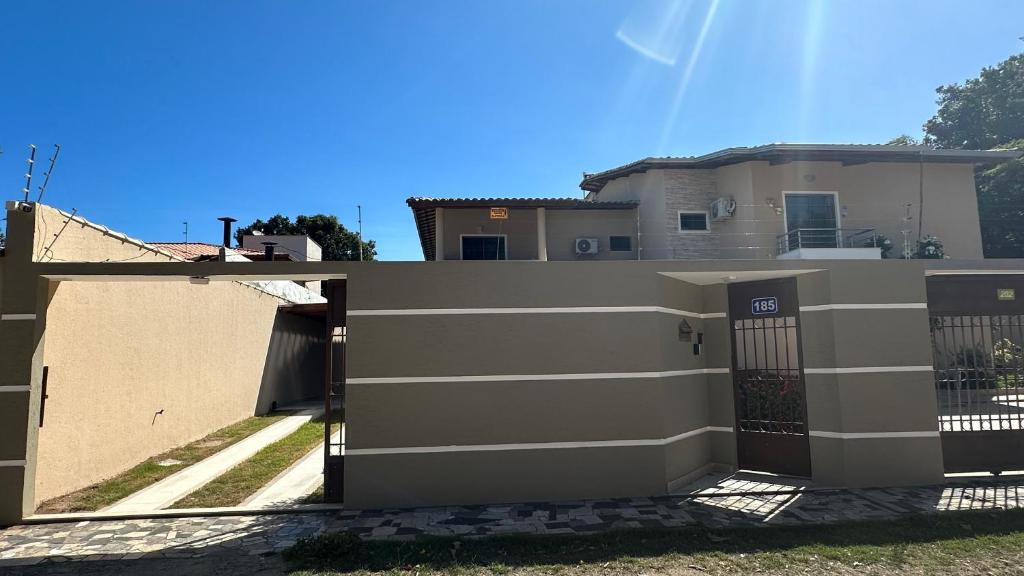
[765, 198, 784, 215]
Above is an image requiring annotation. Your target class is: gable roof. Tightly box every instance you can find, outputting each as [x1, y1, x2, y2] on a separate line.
[406, 197, 638, 261]
[580, 144, 1023, 193]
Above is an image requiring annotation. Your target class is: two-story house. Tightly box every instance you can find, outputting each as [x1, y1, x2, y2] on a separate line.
[410, 144, 1020, 261]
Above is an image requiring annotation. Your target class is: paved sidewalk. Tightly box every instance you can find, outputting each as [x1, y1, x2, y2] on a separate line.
[2, 476, 1023, 570]
[102, 407, 322, 514]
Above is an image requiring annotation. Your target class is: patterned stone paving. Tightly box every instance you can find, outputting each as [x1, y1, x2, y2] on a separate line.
[1, 476, 1023, 569]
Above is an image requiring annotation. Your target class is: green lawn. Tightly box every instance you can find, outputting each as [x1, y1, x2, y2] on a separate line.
[172, 419, 338, 508]
[285, 508, 1024, 575]
[35, 412, 291, 514]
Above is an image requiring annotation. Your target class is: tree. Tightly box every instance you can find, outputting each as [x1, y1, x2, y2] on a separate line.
[886, 135, 921, 146]
[923, 52, 1024, 258]
[235, 214, 376, 261]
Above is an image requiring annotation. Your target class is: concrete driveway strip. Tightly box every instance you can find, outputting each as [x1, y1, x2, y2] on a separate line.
[102, 408, 322, 513]
[242, 427, 344, 509]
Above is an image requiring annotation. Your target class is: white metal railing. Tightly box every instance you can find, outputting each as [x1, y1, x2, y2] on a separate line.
[776, 228, 879, 255]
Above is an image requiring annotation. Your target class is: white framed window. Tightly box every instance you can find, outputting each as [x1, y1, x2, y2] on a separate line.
[460, 234, 508, 260]
[678, 211, 710, 232]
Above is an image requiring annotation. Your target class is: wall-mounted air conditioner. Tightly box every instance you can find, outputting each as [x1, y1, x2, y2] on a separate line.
[575, 237, 599, 255]
[710, 197, 737, 221]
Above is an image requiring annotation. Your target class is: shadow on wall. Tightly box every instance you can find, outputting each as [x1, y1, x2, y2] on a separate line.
[255, 310, 326, 414]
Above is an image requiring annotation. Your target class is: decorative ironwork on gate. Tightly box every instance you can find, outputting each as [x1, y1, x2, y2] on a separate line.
[733, 316, 806, 435]
[931, 314, 1024, 433]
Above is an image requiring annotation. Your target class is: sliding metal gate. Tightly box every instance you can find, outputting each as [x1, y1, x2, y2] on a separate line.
[323, 279, 346, 501]
[928, 275, 1024, 473]
[728, 277, 811, 477]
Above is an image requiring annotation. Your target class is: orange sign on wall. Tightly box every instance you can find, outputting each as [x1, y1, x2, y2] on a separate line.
[489, 207, 509, 220]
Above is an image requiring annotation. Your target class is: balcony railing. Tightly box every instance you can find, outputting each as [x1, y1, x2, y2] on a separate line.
[776, 228, 879, 255]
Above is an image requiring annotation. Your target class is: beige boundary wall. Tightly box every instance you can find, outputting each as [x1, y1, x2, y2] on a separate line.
[0, 203, 324, 508]
[337, 259, 963, 509]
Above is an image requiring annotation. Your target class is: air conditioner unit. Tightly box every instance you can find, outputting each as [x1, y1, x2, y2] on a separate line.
[575, 237, 599, 255]
[710, 197, 737, 221]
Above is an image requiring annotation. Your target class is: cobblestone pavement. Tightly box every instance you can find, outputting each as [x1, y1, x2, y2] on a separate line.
[2, 476, 1023, 573]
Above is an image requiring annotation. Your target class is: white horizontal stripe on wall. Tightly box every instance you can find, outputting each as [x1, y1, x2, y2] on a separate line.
[0, 460, 27, 467]
[346, 426, 735, 456]
[348, 306, 728, 319]
[809, 430, 939, 439]
[0, 313, 36, 321]
[804, 366, 934, 374]
[348, 368, 730, 385]
[0, 386, 31, 393]
[799, 303, 927, 312]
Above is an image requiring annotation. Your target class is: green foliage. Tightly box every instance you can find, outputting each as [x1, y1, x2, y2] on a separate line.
[975, 143, 1024, 258]
[913, 235, 945, 259]
[886, 135, 921, 146]
[924, 53, 1024, 150]
[921, 52, 1024, 258]
[235, 213, 376, 261]
[864, 233, 894, 258]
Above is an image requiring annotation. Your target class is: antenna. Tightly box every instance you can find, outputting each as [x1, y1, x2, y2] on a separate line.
[357, 205, 364, 261]
[36, 144, 61, 204]
[183, 221, 189, 259]
[22, 145, 36, 202]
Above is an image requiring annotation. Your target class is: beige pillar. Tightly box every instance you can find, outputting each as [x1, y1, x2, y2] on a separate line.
[537, 208, 548, 261]
[434, 208, 444, 261]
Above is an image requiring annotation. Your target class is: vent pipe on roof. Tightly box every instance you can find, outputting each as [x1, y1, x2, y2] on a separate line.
[262, 241, 277, 261]
[216, 217, 237, 247]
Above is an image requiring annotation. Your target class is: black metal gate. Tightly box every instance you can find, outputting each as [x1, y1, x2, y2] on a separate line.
[727, 277, 811, 477]
[928, 274, 1024, 473]
[323, 279, 346, 502]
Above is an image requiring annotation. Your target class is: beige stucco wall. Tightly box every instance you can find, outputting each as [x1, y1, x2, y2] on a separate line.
[544, 209, 637, 260]
[26, 204, 323, 505]
[594, 161, 984, 260]
[337, 258, 962, 508]
[441, 207, 538, 260]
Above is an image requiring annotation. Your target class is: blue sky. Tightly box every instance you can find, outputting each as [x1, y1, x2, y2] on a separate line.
[2, 1, 1022, 260]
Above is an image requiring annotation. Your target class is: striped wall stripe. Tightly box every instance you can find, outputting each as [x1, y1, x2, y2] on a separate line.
[0, 386, 31, 393]
[0, 460, 27, 467]
[799, 303, 927, 312]
[348, 306, 728, 319]
[804, 366, 934, 374]
[809, 430, 939, 439]
[0, 313, 36, 321]
[346, 426, 735, 456]
[348, 368, 731, 385]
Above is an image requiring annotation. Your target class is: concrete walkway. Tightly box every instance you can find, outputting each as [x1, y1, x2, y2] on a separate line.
[241, 428, 344, 509]
[103, 408, 322, 514]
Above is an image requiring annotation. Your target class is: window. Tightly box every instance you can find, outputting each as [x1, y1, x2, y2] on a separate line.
[678, 211, 709, 232]
[461, 235, 507, 260]
[609, 236, 632, 251]
[784, 193, 838, 249]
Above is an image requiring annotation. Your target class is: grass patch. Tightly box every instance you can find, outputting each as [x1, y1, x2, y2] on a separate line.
[35, 412, 291, 514]
[285, 508, 1024, 575]
[172, 418, 338, 508]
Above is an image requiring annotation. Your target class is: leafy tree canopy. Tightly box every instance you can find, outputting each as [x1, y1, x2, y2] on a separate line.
[921, 52, 1024, 258]
[235, 214, 376, 261]
[924, 53, 1024, 150]
[886, 135, 921, 146]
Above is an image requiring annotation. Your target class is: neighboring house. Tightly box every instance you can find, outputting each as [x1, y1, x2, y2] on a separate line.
[411, 144, 1021, 261]
[408, 198, 639, 261]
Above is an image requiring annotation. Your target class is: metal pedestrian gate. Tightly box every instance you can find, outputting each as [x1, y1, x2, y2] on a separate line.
[927, 275, 1024, 473]
[727, 277, 811, 477]
[323, 279, 346, 502]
